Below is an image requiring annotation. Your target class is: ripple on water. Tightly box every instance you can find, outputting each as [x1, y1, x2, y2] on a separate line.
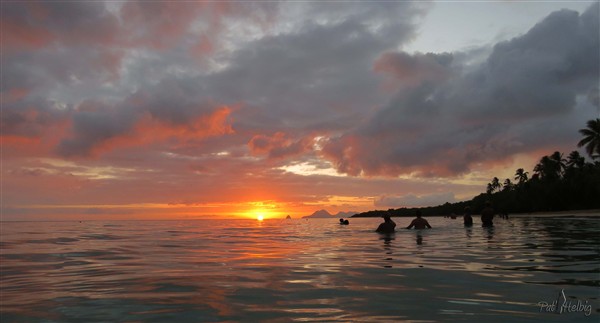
[1, 217, 598, 322]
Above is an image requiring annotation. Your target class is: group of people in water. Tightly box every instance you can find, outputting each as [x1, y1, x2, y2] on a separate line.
[375, 210, 434, 233]
[464, 201, 495, 228]
[339, 201, 498, 234]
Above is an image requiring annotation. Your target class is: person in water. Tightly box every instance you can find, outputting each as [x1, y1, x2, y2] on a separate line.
[406, 210, 432, 229]
[463, 206, 473, 227]
[481, 201, 495, 227]
[339, 218, 349, 225]
[376, 214, 396, 233]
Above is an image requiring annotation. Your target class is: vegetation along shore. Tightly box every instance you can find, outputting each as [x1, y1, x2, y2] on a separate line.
[353, 119, 600, 218]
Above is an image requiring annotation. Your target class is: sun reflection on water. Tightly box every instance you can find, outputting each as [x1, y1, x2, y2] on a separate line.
[1, 216, 598, 322]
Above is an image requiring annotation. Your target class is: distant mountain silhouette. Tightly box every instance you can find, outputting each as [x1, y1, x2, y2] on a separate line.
[302, 210, 358, 219]
[335, 211, 358, 218]
[302, 209, 332, 218]
[285, 215, 292, 219]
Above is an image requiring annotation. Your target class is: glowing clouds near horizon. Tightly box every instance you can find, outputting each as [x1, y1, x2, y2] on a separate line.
[247, 209, 270, 221]
[278, 161, 344, 177]
[2, 2, 598, 220]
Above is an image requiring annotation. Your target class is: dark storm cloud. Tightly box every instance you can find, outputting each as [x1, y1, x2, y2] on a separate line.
[453, 6, 599, 120]
[56, 100, 138, 157]
[134, 77, 214, 125]
[323, 4, 600, 177]
[7, 0, 596, 182]
[3, 46, 123, 95]
[208, 20, 385, 130]
[1, 88, 73, 141]
[4, 1, 428, 159]
[53, 78, 233, 157]
[206, 2, 429, 133]
[374, 51, 453, 87]
[1, 1, 118, 50]
[2, 2, 123, 145]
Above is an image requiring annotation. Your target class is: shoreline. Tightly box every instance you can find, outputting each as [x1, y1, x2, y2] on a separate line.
[351, 209, 600, 219]
[508, 209, 600, 218]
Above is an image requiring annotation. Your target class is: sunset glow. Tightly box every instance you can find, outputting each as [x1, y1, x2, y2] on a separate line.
[2, 1, 598, 221]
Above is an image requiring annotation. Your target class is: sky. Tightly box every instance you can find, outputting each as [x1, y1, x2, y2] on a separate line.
[2, 1, 599, 220]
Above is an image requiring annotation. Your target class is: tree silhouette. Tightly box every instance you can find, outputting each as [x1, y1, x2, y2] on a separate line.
[577, 118, 600, 159]
[566, 151, 585, 170]
[514, 168, 529, 185]
[549, 151, 566, 178]
[533, 152, 564, 180]
[354, 120, 600, 217]
[534, 156, 554, 180]
[502, 178, 513, 191]
[486, 177, 502, 194]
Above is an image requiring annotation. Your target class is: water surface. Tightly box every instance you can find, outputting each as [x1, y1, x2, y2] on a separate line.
[1, 216, 599, 322]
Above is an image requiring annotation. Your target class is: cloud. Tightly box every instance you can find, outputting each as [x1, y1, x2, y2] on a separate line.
[323, 3, 599, 177]
[1, 2, 118, 51]
[119, 1, 277, 52]
[55, 99, 234, 157]
[248, 132, 315, 160]
[374, 51, 453, 88]
[55, 100, 138, 157]
[205, 2, 428, 133]
[455, 6, 599, 120]
[4, 2, 597, 220]
[3, 1, 427, 161]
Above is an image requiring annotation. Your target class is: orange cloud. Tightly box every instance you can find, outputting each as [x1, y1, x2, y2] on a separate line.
[249, 132, 288, 154]
[2, 109, 71, 158]
[2, 2, 121, 51]
[3, 88, 30, 104]
[0, 20, 54, 51]
[1, 135, 41, 149]
[84, 106, 235, 157]
[249, 132, 315, 159]
[136, 105, 234, 143]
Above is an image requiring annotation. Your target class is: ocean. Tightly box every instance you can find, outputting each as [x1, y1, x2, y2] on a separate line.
[1, 216, 599, 322]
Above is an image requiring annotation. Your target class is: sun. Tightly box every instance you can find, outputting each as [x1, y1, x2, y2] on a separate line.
[252, 210, 267, 221]
[242, 204, 279, 220]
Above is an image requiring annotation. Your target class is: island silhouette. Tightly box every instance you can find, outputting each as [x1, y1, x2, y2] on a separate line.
[302, 209, 358, 219]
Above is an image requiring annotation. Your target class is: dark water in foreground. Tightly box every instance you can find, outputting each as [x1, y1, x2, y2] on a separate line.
[1, 216, 599, 322]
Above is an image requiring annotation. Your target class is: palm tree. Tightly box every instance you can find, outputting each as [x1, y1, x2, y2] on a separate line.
[534, 155, 556, 180]
[491, 177, 501, 192]
[486, 177, 501, 194]
[566, 151, 585, 170]
[578, 118, 600, 159]
[534, 152, 567, 180]
[503, 178, 513, 191]
[514, 168, 529, 185]
[549, 151, 566, 178]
